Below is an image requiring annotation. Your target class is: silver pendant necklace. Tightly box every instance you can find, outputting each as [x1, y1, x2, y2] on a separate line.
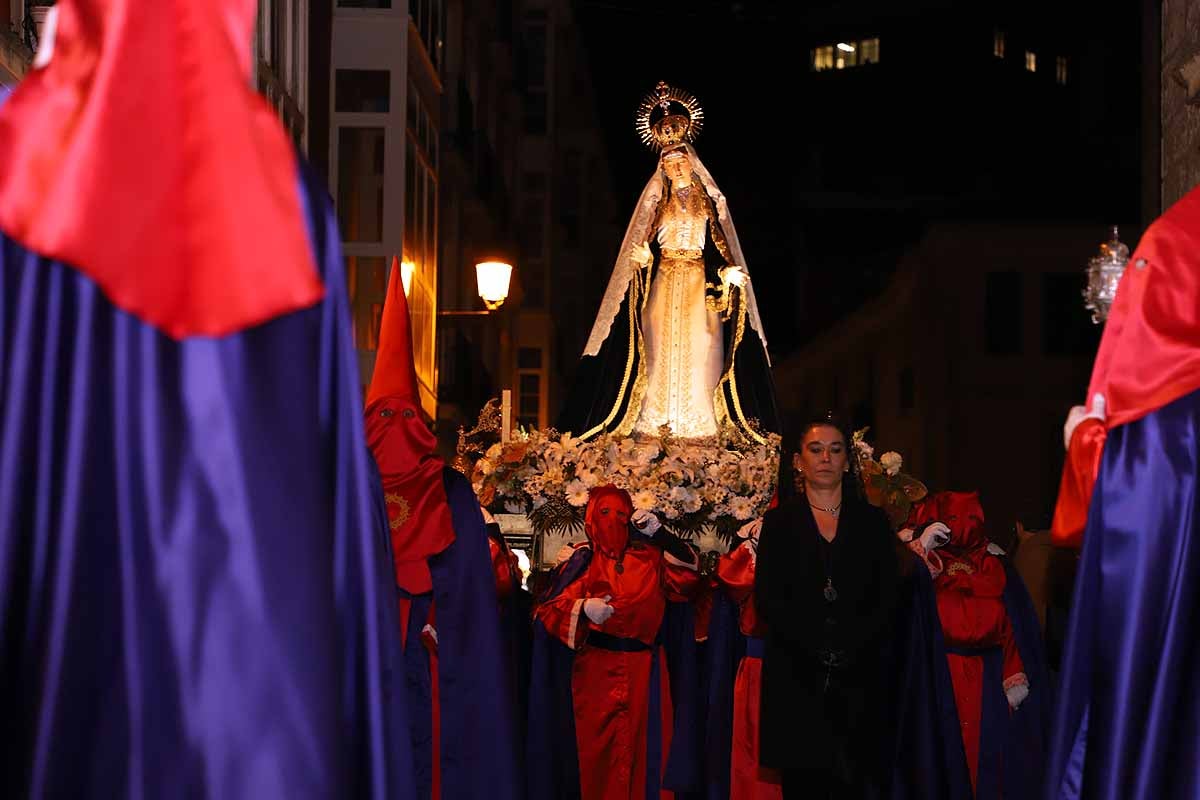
[808, 501, 841, 517]
[812, 495, 839, 603]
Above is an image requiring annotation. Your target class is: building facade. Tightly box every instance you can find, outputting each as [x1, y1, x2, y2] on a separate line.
[327, 0, 441, 420]
[435, 0, 617, 450]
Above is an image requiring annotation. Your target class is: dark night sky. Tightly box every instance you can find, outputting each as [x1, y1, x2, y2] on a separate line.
[568, 0, 1147, 360]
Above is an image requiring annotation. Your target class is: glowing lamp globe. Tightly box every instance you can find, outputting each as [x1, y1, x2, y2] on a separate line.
[476, 261, 513, 311]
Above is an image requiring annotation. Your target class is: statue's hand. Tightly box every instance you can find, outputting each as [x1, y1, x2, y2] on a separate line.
[720, 265, 748, 288]
[631, 241, 653, 268]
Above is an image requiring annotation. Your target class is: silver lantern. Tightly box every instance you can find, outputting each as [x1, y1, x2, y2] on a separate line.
[1083, 225, 1129, 324]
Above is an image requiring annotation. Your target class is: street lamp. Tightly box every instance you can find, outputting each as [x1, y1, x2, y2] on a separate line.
[400, 260, 415, 297]
[439, 259, 514, 316]
[1082, 226, 1129, 324]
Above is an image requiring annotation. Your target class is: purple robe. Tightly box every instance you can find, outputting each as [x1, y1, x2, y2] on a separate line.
[1046, 389, 1200, 799]
[0, 160, 414, 799]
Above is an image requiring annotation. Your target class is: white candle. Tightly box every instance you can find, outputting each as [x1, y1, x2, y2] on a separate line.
[501, 389, 512, 443]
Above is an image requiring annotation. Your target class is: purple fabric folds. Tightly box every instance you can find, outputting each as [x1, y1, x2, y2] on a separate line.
[0, 166, 414, 799]
[1046, 390, 1200, 800]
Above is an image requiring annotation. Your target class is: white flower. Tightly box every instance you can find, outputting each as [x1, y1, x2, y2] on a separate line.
[477, 458, 496, 476]
[575, 465, 602, 488]
[855, 439, 875, 459]
[631, 489, 658, 511]
[667, 485, 695, 504]
[729, 495, 756, 520]
[880, 451, 903, 476]
[565, 480, 590, 507]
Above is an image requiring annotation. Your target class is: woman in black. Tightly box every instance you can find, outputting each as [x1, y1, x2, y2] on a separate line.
[755, 415, 899, 799]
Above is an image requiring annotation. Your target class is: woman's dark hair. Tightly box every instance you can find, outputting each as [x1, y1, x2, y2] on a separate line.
[776, 411, 860, 503]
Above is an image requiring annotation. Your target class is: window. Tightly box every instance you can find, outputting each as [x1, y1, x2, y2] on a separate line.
[984, 272, 1024, 355]
[338, 0, 392, 7]
[337, 127, 385, 242]
[519, 170, 547, 303]
[522, 15, 548, 133]
[813, 39, 877, 71]
[517, 370, 543, 429]
[346, 256, 388, 350]
[407, 79, 437, 170]
[1025, 51, 1037, 72]
[403, 138, 438, 403]
[1056, 56, 1068, 85]
[412, 0, 444, 72]
[812, 45, 835, 72]
[859, 37, 880, 65]
[835, 43, 857, 69]
[561, 150, 582, 248]
[336, 69, 390, 113]
[993, 30, 1006, 58]
[1042, 273, 1100, 355]
[518, 348, 543, 369]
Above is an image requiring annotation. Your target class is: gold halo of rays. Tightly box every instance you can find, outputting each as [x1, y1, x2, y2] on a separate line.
[635, 80, 705, 152]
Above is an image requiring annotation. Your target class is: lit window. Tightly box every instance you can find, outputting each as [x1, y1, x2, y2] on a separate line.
[812, 45, 834, 71]
[993, 30, 1005, 58]
[835, 42, 857, 69]
[859, 37, 880, 64]
[1056, 56, 1068, 85]
[1025, 51, 1036, 72]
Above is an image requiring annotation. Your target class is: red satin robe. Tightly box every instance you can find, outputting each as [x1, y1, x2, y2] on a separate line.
[535, 539, 700, 800]
[934, 550, 1027, 793]
[1050, 417, 1107, 548]
[714, 541, 783, 800]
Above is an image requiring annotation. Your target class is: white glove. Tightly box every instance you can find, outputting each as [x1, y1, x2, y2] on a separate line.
[919, 522, 951, 552]
[719, 265, 749, 288]
[583, 595, 614, 625]
[1006, 681, 1029, 710]
[631, 509, 661, 536]
[480, 506, 496, 525]
[1063, 393, 1106, 450]
[630, 241, 653, 268]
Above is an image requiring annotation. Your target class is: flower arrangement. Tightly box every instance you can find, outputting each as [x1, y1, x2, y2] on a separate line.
[470, 423, 781, 539]
[851, 427, 928, 529]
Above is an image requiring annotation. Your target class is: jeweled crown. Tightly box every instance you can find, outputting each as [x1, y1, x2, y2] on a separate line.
[636, 81, 704, 152]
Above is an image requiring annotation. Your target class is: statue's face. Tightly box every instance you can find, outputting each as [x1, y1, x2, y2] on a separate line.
[662, 154, 693, 186]
[794, 424, 848, 490]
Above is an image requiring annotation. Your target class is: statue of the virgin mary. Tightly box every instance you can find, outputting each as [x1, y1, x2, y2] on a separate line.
[557, 82, 779, 444]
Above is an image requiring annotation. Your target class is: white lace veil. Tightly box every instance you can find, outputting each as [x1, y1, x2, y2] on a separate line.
[581, 144, 769, 363]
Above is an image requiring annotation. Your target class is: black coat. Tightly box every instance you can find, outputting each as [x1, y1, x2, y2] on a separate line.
[754, 494, 900, 777]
